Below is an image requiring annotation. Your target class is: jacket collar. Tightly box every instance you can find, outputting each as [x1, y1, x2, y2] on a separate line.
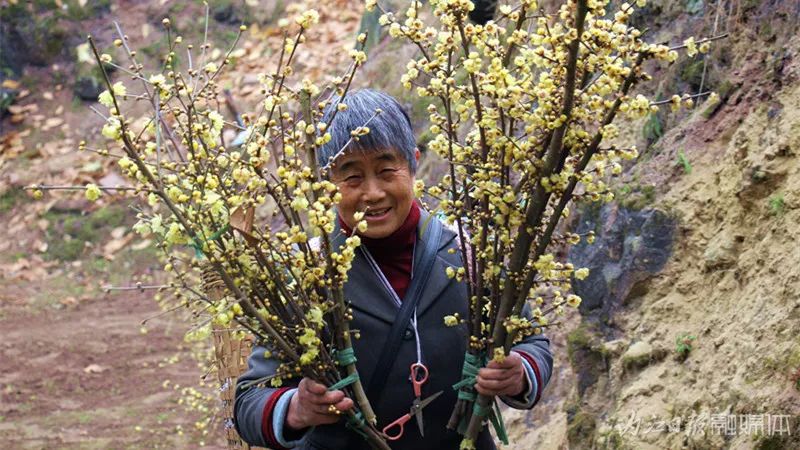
[331, 209, 457, 324]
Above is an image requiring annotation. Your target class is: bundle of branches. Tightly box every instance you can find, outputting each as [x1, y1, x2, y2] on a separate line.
[30, 10, 390, 450]
[375, 0, 721, 447]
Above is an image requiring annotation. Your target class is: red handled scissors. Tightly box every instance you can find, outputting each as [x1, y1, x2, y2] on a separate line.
[382, 390, 443, 440]
[410, 362, 429, 435]
[411, 362, 428, 398]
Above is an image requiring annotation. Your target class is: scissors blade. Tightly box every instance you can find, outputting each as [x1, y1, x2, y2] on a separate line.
[415, 407, 424, 437]
[409, 391, 443, 437]
[413, 390, 444, 412]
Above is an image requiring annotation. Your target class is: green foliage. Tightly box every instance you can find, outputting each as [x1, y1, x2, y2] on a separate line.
[567, 323, 594, 365]
[674, 332, 696, 360]
[679, 58, 705, 92]
[755, 434, 796, 450]
[684, 0, 704, 15]
[566, 405, 598, 449]
[642, 111, 663, 144]
[676, 150, 692, 175]
[761, 346, 800, 380]
[596, 427, 629, 450]
[45, 204, 132, 261]
[768, 194, 785, 217]
[62, 0, 112, 21]
[792, 367, 800, 392]
[0, 187, 24, 214]
[616, 183, 656, 211]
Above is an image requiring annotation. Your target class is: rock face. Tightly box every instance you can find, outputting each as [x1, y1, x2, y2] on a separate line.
[569, 203, 676, 326]
[564, 204, 675, 412]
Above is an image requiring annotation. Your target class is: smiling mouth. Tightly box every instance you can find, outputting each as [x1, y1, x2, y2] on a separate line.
[365, 207, 391, 217]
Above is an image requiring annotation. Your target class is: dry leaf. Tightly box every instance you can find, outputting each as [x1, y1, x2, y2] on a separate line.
[111, 226, 127, 239]
[103, 233, 134, 259]
[1, 79, 20, 90]
[132, 239, 152, 251]
[230, 205, 258, 246]
[7, 105, 24, 115]
[83, 364, 106, 374]
[230, 205, 255, 233]
[42, 118, 64, 130]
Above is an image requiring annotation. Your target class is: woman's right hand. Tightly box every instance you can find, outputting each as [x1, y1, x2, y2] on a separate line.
[285, 378, 355, 430]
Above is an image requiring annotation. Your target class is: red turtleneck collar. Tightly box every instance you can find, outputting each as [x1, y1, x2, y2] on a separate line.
[339, 202, 420, 299]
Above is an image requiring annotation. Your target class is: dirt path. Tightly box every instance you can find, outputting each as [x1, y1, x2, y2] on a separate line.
[0, 289, 226, 449]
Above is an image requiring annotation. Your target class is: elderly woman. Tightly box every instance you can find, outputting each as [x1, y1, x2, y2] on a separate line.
[234, 90, 553, 450]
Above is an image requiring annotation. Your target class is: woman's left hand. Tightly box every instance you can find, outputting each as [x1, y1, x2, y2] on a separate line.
[474, 351, 527, 397]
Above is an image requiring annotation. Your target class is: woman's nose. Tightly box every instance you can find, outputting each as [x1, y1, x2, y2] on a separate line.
[361, 177, 386, 203]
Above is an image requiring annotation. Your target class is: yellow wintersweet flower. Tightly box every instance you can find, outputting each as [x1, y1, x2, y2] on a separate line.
[203, 62, 218, 73]
[85, 184, 102, 201]
[306, 306, 325, 327]
[296, 9, 320, 29]
[350, 50, 367, 65]
[165, 222, 187, 244]
[574, 268, 590, 280]
[98, 82, 126, 108]
[149, 74, 167, 87]
[101, 117, 122, 140]
[492, 347, 505, 363]
[683, 37, 697, 57]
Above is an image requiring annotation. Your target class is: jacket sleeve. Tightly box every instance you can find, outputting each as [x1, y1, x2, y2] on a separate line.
[503, 302, 554, 410]
[234, 342, 304, 448]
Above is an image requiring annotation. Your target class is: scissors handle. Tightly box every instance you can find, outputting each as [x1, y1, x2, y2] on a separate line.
[410, 363, 428, 397]
[382, 413, 411, 441]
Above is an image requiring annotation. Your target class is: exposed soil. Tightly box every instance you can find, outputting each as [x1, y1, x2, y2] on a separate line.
[0, 287, 225, 449]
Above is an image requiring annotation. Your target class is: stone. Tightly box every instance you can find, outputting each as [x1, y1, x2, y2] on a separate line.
[601, 338, 629, 357]
[622, 341, 653, 371]
[73, 75, 103, 101]
[703, 231, 740, 270]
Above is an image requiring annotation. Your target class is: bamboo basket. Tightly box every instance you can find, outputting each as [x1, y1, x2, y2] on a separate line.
[203, 264, 267, 450]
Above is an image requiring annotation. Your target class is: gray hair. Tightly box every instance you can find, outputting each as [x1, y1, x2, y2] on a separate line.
[317, 89, 417, 173]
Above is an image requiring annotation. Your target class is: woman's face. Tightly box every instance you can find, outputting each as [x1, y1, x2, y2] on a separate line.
[331, 148, 419, 239]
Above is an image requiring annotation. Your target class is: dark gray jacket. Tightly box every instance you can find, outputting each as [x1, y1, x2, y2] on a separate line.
[234, 211, 554, 449]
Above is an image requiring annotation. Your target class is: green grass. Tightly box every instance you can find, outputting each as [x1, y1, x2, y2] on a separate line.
[642, 111, 664, 144]
[567, 406, 598, 449]
[44, 204, 133, 261]
[0, 187, 24, 214]
[616, 183, 656, 211]
[676, 150, 692, 175]
[674, 332, 696, 361]
[768, 194, 785, 217]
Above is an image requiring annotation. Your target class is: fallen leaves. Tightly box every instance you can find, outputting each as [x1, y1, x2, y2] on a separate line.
[83, 364, 107, 374]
